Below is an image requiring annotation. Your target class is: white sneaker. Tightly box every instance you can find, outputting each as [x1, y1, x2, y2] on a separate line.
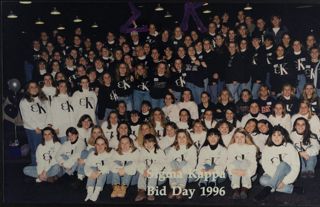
[78, 174, 85, 180]
[85, 187, 94, 202]
[90, 187, 101, 202]
[36, 178, 42, 183]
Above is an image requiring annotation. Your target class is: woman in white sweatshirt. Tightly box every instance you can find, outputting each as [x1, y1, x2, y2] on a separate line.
[216, 120, 235, 147]
[135, 134, 166, 201]
[166, 129, 197, 200]
[177, 88, 199, 120]
[202, 109, 217, 130]
[76, 114, 94, 147]
[72, 76, 98, 124]
[197, 128, 227, 187]
[227, 128, 257, 200]
[255, 126, 301, 201]
[110, 135, 139, 198]
[101, 111, 118, 140]
[158, 122, 178, 151]
[23, 127, 62, 183]
[291, 117, 319, 178]
[269, 101, 291, 132]
[84, 136, 114, 202]
[176, 109, 193, 130]
[150, 108, 166, 138]
[41, 73, 56, 105]
[48, 80, 76, 143]
[162, 92, 180, 123]
[291, 100, 320, 139]
[190, 119, 207, 150]
[20, 81, 50, 165]
[56, 127, 86, 177]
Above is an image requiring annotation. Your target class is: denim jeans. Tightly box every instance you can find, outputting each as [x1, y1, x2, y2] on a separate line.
[301, 156, 317, 173]
[207, 80, 225, 104]
[133, 90, 151, 111]
[239, 79, 252, 95]
[59, 136, 67, 144]
[137, 173, 158, 190]
[186, 82, 204, 105]
[86, 167, 108, 188]
[169, 160, 189, 188]
[23, 164, 62, 178]
[198, 164, 227, 185]
[25, 129, 42, 166]
[251, 82, 261, 99]
[296, 74, 306, 98]
[78, 148, 95, 176]
[171, 91, 182, 102]
[118, 95, 133, 111]
[226, 83, 240, 103]
[24, 61, 34, 83]
[259, 162, 293, 194]
[151, 98, 164, 108]
[317, 89, 320, 97]
[111, 173, 132, 186]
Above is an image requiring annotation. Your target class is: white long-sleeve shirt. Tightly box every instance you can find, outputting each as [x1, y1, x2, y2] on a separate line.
[56, 138, 86, 169]
[36, 140, 61, 175]
[42, 86, 56, 104]
[72, 89, 97, 124]
[269, 114, 292, 133]
[290, 131, 319, 156]
[252, 133, 268, 152]
[84, 150, 115, 176]
[48, 94, 76, 137]
[178, 101, 199, 120]
[162, 104, 180, 123]
[221, 128, 236, 147]
[291, 114, 320, 138]
[111, 149, 139, 175]
[190, 131, 207, 149]
[197, 144, 227, 176]
[158, 135, 175, 151]
[19, 97, 50, 130]
[240, 113, 267, 127]
[137, 148, 166, 178]
[165, 145, 197, 174]
[101, 122, 118, 140]
[204, 120, 217, 129]
[77, 127, 92, 147]
[261, 143, 300, 185]
[227, 143, 257, 177]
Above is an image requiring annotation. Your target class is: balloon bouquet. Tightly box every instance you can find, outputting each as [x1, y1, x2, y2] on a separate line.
[5, 79, 21, 147]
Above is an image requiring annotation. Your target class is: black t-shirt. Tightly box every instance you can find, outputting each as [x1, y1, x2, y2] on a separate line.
[149, 75, 169, 99]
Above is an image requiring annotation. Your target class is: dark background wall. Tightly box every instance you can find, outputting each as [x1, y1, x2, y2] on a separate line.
[3, 1, 320, 86]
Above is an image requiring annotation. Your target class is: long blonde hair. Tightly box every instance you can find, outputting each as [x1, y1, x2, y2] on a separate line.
[136, 122, 156, 147]
[229, 128, 255, 145]
[87, 126, 106, 146]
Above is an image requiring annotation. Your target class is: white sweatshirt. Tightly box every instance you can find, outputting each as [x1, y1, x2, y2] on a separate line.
[221, 128, 236, 147]
[137, 148, 166, 178]
[56, 138, 86, 169]
[42, 86, 56, 104]
[36, 140, 61, 175]
[48, 94, 76, 137]
[176, 121, 190, 130]
[131, 124, 140, 137]
[227, 143, 257, 177]
[111, 149, 139, 175]
[204, 120, 217, 129]
[101, 122, 118, 140]
[165, 145, 197, 174]
[240, 113, 267, 127]
[84, 150, 115, 176]
[269, 114, 292, 133]
[77, 127, 92, 147]
[162, 104, 180, 123]
[261, 143, 300, 185]
[291, 114, 320, 138]
[190, 131, 207, 149]
[252, 133, 268, 152]
[71, 89, 97, 124]
[178, 101, 199, 120]
[197, 144, 227, 176]
[290, 131, 319, 156]
[19, 97, 50, 130]
[158, 135, 176, 151]
[154, 122, 164, 137]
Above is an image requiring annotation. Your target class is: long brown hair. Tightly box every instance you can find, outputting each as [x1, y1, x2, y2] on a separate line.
[171, 129, 194, 150]
[88, 126, 106, 146]
[94, 136, 112, 155]
[24, 81, 48, 102]
[136, 122, 156, 147]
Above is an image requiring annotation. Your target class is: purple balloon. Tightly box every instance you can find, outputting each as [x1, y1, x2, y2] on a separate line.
[180, 1, 208, 33]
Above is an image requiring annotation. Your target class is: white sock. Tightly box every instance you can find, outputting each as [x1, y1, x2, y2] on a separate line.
[90, 187, 102, 202]
[36, 178, 42, 183]
[78, 174, 85, 180]
[85, 187, 94, 201]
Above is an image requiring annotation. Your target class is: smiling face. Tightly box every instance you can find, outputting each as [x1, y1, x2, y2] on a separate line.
[118, 124, 129, 137]
[28, 83, 39, 96]
[177, 132, 188, 146]
[218, 123, 229, 135]
[67, 132, 78, 142]
[92, 128, 103, 140]
[95, 138, 107, 154]
[43, 130, 53, 142]
[274, 103, 284, 116]
[182, 90, 192, 102]
[165, 125, 176, 137]
[141, 124, 151, 136]
[271, 131, 283, 145]
[179, 110, 189, 122]
[208, 134, 219, 145]
[144, 140, 155, 151]
[295, 119, 306, 134]
[82, 118, 92, 129]
[234, 132, 246, 145]
[120, 137, 131, 153]
[193, 122, 203, 134]
[57, 82, 67, 94]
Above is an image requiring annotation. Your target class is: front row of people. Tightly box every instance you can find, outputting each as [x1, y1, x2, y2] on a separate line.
[23, 120, 318, 202]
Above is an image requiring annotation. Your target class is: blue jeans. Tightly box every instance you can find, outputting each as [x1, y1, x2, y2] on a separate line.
[296, 74, 306, 98]
[25, 129, 42, 166]
[172, 91, 182, 102]
[151, 98, 164, 108]
[59, 136, 67, 144]
[228, 159, 253, 189]
[169, 160, 189, 188]
[259, 162, 293, 194]
[198, 164, 227, 185]
[138, 173, 158, 190]
[133, 90, 151, 111]
[118, 95, 133, 111]
[24, 61, 34, 82]
[251, 82, 261, 99]
[317, 89, 320, 97]
[226, 83, 240, 103]
[78, 148, 95, 176]
[186, 82, 204, 105]
[86, 167, 108, 188]
[111, 173, 132, 186]
[265, 72, 271, 89]
[301, 156, 317, 173]
[23, 164, 62, 178]
[239, 79, 252, 95]
[207, 80, 225, 104]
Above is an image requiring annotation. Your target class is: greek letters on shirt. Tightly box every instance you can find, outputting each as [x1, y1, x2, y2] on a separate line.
[266, 52, 273, 65]
[235, 154, 246, 160]
[270, 153, 288, 165]
[145, 158, 154, 168]
[79, 97, 95, 109]
[110, 90, 118, 101]
[294, 141, 313, 152]
[252, 53, 258, 65]
[273, 63, 288, 75]
[95, 160, 105, 169]
[117, 79, 131, 90]
[175, 73, 186, 87]
[174, 154, 185, 162]
[295, 57, 307, 71]
[61, 101, 74, 112]
[31, 103, 46, 114]
[42, 148, 54, 162]
[137, 81, 150, 91]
